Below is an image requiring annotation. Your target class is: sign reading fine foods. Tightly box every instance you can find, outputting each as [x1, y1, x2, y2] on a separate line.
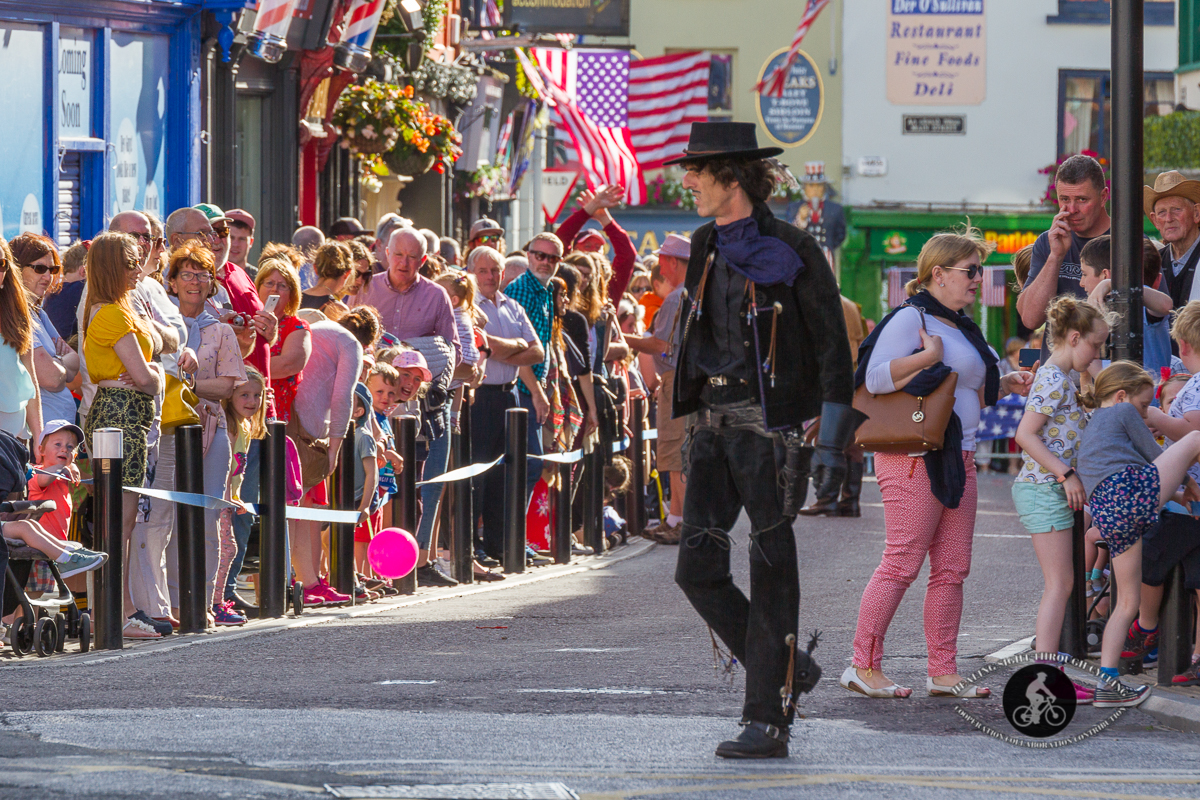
[505, 0, 630, 37]
[755, 48, 824, 148]
[887, 0, 986, 105]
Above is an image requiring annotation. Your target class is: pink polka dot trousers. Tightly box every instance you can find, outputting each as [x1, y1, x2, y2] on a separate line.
[852, 451, 977, 677]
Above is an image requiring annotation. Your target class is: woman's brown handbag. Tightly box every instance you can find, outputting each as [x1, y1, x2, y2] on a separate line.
[852, 306, 958, 453]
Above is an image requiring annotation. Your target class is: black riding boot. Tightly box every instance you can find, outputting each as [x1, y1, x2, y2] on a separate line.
[837, 459, 864, 517]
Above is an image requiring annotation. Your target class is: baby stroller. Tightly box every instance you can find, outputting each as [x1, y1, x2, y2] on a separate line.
[1, 431, 91, 657]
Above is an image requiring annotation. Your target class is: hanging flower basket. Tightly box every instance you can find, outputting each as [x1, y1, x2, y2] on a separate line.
[386, 148, 436, 176]
[342, 128, 394, 155]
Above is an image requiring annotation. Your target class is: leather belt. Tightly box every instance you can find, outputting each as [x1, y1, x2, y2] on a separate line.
[695, 401, 770, 435]
[478, 380, 517, 393]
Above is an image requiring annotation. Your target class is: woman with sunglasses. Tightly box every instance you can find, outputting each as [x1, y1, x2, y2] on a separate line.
[840, 229, 1032, 699]
[0, 238, 42, 446]
[10, 234, 80, 428]
[343, 241, 374, 304]
[80, 232, 165, 638]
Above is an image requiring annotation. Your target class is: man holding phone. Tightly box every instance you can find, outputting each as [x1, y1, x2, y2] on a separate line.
[1017, 155, 1111, 342]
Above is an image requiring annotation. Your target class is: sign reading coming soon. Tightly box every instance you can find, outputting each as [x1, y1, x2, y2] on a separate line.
[886, 0, 986, 105]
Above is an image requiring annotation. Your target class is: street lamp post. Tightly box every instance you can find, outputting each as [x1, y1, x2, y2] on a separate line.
[1110, 0, 1144, 364]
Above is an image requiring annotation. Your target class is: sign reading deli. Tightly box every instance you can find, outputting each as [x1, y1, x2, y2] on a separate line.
[505, 0, 630, 36]
[887, 0, 986, 105]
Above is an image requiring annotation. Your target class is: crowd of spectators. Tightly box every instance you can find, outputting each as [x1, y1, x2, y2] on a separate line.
[1, 183, 689, 644]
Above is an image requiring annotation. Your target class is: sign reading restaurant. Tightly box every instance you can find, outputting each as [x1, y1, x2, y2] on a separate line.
[886, 0, 986, 105]
[504, 0, 630, 37]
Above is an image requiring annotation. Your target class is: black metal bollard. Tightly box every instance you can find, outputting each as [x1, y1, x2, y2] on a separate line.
[554, 462, 572, 565]
[503, 408, 527, 574]
[451, 423, 473, 584]
[627, 397, 646, 541]
[582, 446, 605, 553]
[259, 420, 287, 618]
[393, 416, 418, 594]
[176, 424, 207, 634]
[1059, 510, 1087, 658]
[331, 424, 357, 597]
[1158, 564, 1194, 685]
[92, 428, 124, 650]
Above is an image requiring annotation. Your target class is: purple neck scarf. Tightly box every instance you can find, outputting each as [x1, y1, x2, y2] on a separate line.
[714, 216, 805, 287]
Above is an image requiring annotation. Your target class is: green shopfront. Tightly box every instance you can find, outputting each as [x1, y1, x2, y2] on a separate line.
[839, 208, 1159, 350]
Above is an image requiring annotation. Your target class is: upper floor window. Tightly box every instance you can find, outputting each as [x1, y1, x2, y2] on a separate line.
[1059, 69, 1175, 159]
[1047, 0, 1176, 26]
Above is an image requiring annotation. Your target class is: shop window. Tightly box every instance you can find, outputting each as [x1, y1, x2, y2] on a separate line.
[0, 22, 45, 240]
[708, 53, 733, 120]
[1058, 69, 1175, 160]
[1046, 1, 1176, 26]
[109, 32, 169, 218]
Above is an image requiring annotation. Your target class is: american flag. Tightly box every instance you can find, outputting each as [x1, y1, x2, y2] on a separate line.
[479, 0, 502, 39]
[530, 47, 645, 205]
[756, 0, 831, 97]
[886, 267, 918, 309]
[981, 266, 1008, 308]
[977, 394, 1025, 442]
[627, 51, 711, 172]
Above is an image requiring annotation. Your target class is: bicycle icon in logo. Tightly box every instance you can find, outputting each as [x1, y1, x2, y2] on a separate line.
[1011, 670, 1067, 730]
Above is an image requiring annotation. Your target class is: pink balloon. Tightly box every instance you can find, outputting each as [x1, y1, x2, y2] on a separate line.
[368, 527, 419, 579]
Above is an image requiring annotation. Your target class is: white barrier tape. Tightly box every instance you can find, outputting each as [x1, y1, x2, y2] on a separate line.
[415, 456, 504, 486]
[127, 487, 240, 511]
[277, 506, 364, 524]
[643, 428, 658, 441]
[32, 467, 92, 485]
[538, 450, 584, 465]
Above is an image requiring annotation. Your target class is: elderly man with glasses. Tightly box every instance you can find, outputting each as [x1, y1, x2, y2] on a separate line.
[503, 232, 563, 512]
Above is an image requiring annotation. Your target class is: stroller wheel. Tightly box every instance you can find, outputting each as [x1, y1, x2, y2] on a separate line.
[65, 602, 79, 637]
[292, 581, 304, 617]
[1086, 618, 1106, 654]
[78, 612, 91, 653]
[33, 618, 57, 657]
[53, 613, 67, 653]
[12, 619, 35, 656]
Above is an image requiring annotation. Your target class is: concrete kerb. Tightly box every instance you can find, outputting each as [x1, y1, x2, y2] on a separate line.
[985, 637, 1200, 733]
[0, 539, 656, 671]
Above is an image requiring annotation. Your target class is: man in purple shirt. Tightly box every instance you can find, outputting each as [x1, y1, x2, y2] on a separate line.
[356, 227, 462, 587]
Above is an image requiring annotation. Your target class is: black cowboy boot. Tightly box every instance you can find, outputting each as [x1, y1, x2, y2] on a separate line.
[799, 403, 865, 517]
[715, 721, 789, 759]
[837, 459, 864, 518]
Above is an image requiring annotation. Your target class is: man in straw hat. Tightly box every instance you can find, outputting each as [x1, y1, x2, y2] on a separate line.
[1146, 170, 1200, 307]
[665, 122, 857, 758]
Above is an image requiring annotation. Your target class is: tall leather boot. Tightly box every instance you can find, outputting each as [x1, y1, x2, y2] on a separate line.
[837, 459, 864, 517]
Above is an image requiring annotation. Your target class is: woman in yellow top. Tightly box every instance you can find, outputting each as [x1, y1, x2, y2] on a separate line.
[0, 238, 42, 446]
[82, 233, 164, 629]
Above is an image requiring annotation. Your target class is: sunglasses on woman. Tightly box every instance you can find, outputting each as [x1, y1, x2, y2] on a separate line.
[24, 263, 62, 275]
[942, 263, 983, 279]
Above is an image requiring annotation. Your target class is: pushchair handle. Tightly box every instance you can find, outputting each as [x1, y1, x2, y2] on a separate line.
[0, 499, 57, 521]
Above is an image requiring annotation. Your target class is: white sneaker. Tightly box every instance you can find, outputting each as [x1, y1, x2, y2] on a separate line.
[123, 617, 161, 639]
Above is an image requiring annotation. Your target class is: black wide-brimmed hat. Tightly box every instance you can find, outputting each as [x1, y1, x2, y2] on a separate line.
[663, 122, 783, 166]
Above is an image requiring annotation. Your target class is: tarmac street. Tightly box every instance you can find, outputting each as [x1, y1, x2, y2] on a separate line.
[3, 470, 1200, 799]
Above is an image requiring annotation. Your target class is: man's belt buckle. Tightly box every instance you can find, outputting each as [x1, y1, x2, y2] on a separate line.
[708, 375, 731, 387]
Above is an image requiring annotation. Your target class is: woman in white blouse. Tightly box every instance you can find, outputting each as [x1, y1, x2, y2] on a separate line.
[840, 229, 1031, 699]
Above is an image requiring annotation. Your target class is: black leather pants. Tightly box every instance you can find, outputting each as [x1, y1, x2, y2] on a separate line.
[674, 415, 800, 728]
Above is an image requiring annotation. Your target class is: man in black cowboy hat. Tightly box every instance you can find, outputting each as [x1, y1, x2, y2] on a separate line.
[667, 122, 856, 758]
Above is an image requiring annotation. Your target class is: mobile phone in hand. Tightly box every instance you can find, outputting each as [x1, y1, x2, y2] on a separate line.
[1018, 348, 1040, 368]
[263, 294, 280, 315]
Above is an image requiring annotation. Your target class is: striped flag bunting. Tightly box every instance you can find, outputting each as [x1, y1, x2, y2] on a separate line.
[627, 51, 711, 172]
[755, 0, 830, 97]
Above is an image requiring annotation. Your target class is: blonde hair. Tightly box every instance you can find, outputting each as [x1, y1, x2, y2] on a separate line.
[1045, 294, 1108, 349]
[369, 362, 399, 385]
[905, 224, 997, 297]
[254, 257, 302, 317]
[435, 271, 480, 322]
[1011, 243, 1033, 292]
[82, 232, 146, 341]
[1083, 360, 1153, 410]
[1172, 300, 1200, 352]
[223, 365, 267, 439]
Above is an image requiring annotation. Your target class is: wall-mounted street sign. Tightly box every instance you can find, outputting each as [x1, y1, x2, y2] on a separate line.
[903, 115, 966, 135]
[504, 0, 630, 37]
[755, 48, 824, 148]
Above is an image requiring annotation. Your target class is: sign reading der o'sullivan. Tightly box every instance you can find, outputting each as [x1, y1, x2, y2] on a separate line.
[886, 0, 986, 105]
